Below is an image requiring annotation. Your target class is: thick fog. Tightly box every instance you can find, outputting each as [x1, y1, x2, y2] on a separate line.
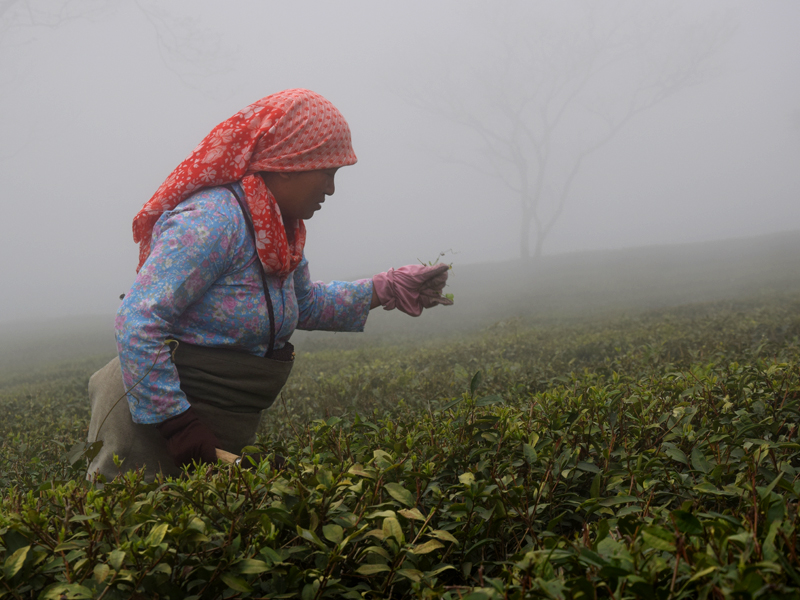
[1, 0, 799, 324]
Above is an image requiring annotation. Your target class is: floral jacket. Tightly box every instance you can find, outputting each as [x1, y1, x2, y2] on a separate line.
[116, 185, 373, 424]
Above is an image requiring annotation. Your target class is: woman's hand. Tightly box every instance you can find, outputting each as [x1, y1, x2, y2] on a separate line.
[156, 407, 219, 468]
[372, 263, 453, 316]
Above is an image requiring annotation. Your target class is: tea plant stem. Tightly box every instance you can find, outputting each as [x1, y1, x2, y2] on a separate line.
[530, 449, 555, 531]
[314, 547, 341, 600]
[669, 537, 682, 594]
[641, 490, 655, 519]
[380, 507, 438, 595]
[131, 553, 170, 598]
[0, 578, 24, 600]
[749, 468, 762, 559]
[95, 572, 120, 600]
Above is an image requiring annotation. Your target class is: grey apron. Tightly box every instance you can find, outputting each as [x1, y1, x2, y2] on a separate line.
[86, 343, 293, 481]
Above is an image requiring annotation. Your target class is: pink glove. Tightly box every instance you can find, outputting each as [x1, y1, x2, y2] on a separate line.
[373, 263, 454, 317]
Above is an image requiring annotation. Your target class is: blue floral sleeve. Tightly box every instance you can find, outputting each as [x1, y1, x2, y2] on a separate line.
[293, 257, 373, 332]
[115, 200, 239, 424]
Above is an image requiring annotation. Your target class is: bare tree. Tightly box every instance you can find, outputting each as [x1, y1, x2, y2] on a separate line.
[1, 0, 228, 86]
[1, 0, 111, 48]
[132, 0, 230, 87]
[1, 0, 103, 25]
[415, 2, 733, 261]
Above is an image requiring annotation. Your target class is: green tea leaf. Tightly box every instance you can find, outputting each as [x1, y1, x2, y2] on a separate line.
[523, 443, 537, 465]
[54, 541, 86, 552]
[322, 523, 344, 544]
[356, 563, 391, 575]
[689, 566, 718, 582]
[599, 495, 638, 507]
[187, 517, 206, 533]
[347, 464, 375, 479]
[297, 526, 327, 549]
[302, 581, 320, 600]
[691, 447, 712, 473]
[69, 513, 100, 523]
[470, 370, 484, 396]
[384, 482, 415, 507]
[145, 522, 168, 547]
[373, 449, 394, 469]
[237, 558, 270, 574]
[3, 545, 29, 578]
[410, 539, 444, 555]
[640, 526, 676, 552]
[664, 447, 688, 465]
[577, 461, 600, 473]
[590, 472, 603, 498]
[383, 517, 405, 544]
[108, 549, 125, 571]
[93, 563, 110, 583]
[260, 547, 284, 566]
[152, 563, 172, 576]
[399, 507, 426, 521]
[672, 510, 703, 535]
[364, 545, 391, 561]
[366, 509, 397, 519]
[39, 583, 94, 600]
[475, 395, 502, 407]
[458, 472, 475, 485]
[316, 468, 333, 489]
[83, 440, 104, 462]
[758, 472, 784, 501]
[221, 573, 253, 593]
[428, 529, 459, 544]
[397, 568, 424, 582]
[426, 564, 457, 577]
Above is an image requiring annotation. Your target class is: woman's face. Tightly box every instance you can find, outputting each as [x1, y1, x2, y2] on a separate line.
[261, 168, 339, 221]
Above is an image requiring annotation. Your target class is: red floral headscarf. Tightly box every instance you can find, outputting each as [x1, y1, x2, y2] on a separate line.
[132, 89, 357, 277]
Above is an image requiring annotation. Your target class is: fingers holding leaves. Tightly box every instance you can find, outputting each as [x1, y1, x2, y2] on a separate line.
[373, 262, 454, 316]
[419, 264, 450, 292]
[419, 288, 454, 309]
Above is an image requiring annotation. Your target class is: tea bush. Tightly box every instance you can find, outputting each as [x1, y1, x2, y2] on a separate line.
[1, 297, 800, 598]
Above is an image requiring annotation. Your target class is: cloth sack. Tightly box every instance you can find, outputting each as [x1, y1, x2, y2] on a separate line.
[87, 343, 293, 482]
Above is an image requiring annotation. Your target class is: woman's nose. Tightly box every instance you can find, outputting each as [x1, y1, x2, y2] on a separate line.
[326, 176, 335, 196]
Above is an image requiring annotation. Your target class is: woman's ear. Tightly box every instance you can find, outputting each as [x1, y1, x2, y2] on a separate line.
[259, 171, 292, 187]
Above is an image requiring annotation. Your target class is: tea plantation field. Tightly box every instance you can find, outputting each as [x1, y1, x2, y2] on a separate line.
[1, 295, 800, 599]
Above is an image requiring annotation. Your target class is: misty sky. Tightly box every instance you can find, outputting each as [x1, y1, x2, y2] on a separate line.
[1, 0, 799, 324]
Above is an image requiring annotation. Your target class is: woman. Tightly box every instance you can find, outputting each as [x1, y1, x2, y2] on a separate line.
[87, 89, 451, 481]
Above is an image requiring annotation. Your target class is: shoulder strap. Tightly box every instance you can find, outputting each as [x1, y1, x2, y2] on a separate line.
[223, 184, 276, 358]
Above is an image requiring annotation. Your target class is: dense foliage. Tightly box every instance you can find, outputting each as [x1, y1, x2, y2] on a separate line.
[1, 296, 800, 599]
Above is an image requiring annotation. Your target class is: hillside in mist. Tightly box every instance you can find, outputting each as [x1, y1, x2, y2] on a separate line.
[2, 229, 799, 376]
[2, 2, 799, 324]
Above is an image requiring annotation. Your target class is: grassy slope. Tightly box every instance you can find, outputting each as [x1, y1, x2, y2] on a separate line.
[0, 232, 799, 597]
[3, 229, 798, 372]
[1, 294, 799, 598]
[281, 229, 800, 350]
